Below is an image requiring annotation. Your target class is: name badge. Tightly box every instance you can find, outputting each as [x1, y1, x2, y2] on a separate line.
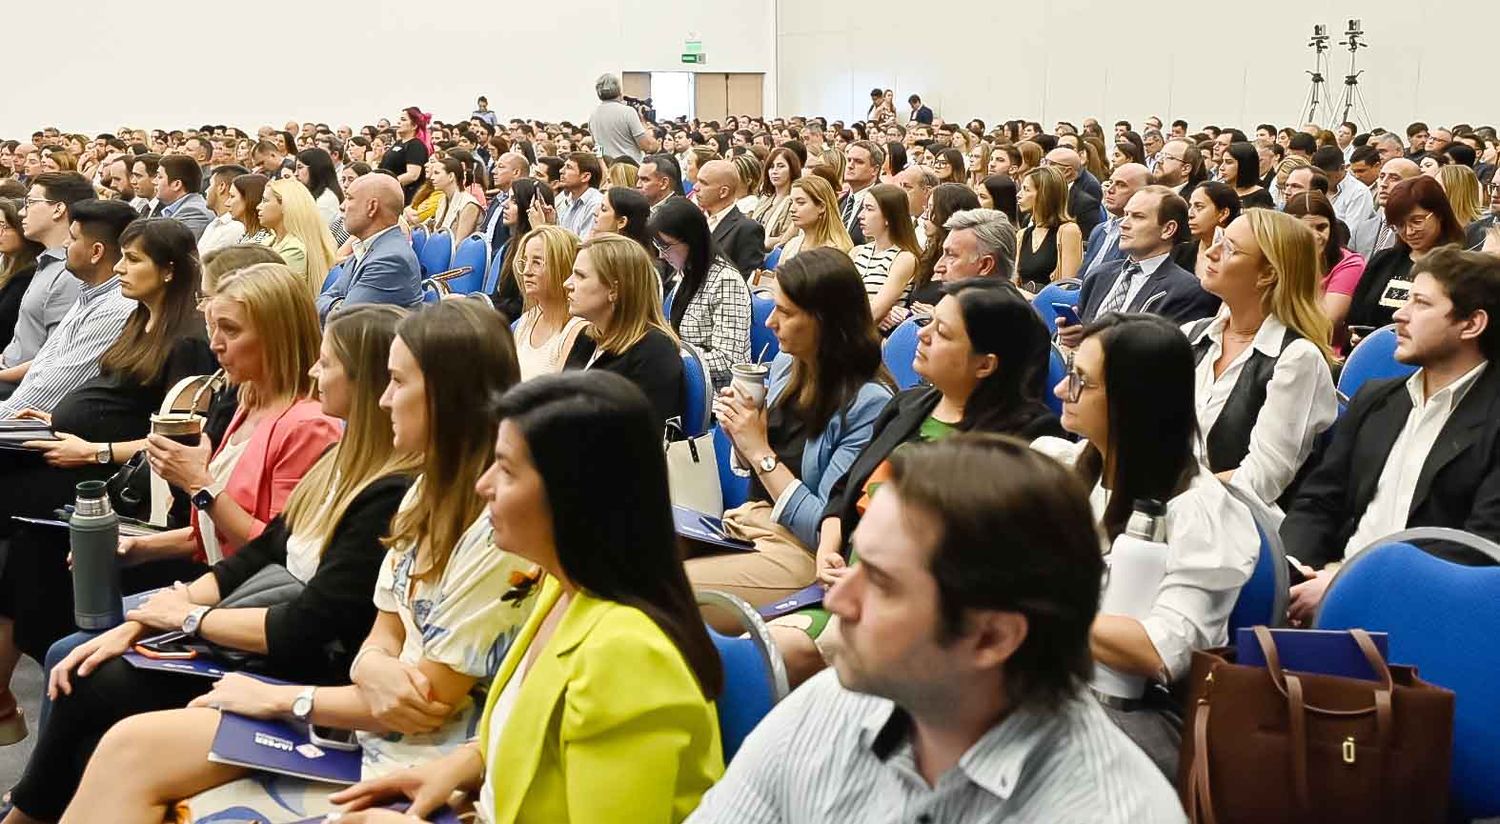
[1379, 277, 1413, 310]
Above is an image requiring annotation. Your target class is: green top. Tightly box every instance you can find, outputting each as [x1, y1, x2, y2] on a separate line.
[918, 414, 958, 443]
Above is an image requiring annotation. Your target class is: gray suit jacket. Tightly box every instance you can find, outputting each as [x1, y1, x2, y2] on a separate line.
[166, 194, 215, 241]
[316, 227, 423, 322]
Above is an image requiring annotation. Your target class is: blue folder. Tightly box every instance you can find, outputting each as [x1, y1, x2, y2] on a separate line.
[208, 712, 362, 785]
[672, 505, 754, 552]
[757, 583, 825, 620]
[123, 652, 228, 679]
[1235, 628, 1390, 682]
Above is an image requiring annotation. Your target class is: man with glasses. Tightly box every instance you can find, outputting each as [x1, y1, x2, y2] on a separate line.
[1464, 178, 1500, 250]
[1351, 157, 1420, 258]
[1150, 139, 1199, 200]
[1141, 130, 1165, 173]
[0, 173, 100, 399]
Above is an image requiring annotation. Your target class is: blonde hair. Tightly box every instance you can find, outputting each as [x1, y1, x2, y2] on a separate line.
[968, 143, 992, 183]
[281, 306, 420, 545]
[266, 178, 338, 297]
[1436, 165, 1484, 226]
[1243, 209, 1334, 362]
[1024, 166, 1074, 228]
[214, 263, 321, 408]
[821, 147, 846, 184]
[517, 225, 580, 311]
[579, 234, 677, 355]
[1275, 155, 1311, 191]
[789, 176, 854, 253]
[605, 162, 637, 190]
[201, 243, 284, 295]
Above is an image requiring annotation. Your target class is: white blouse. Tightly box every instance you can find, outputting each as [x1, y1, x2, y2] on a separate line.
[1031, 437, 1259, 682]
[1185, 312, 1337, 509]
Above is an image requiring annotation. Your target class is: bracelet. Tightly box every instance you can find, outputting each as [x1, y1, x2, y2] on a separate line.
[348, 645, 389, 681]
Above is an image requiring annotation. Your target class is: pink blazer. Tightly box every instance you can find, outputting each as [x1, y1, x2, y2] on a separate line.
[192, 399, 341, 561]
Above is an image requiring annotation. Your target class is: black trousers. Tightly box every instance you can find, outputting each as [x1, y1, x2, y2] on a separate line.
[10, 657, 213, 819]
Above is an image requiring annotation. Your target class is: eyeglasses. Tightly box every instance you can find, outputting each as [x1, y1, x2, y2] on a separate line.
[1064, 352, 1100, 404]
[1400, 213, 1432, 233]
[653, 237, 683, 255]
[1487, 183, 1500, 196]
[21, 197, 56, 211]
[1160, 154, 1186, 164]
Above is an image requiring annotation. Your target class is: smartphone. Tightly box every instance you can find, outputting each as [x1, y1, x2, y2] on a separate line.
[134, 630, 197, 660]
[1052, 302, 1082, 327]
[1346, 325, 1376, 338]
[308, 725, 361, 751]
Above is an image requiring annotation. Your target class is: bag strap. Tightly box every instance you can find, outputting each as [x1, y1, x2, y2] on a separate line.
[1285, 672, 1312, 815]
[1252, 625, 1394, 717]
[1187, 692, 1219, 824]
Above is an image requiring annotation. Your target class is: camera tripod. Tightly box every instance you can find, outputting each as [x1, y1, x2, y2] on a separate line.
[1335, 23, 1373, 129]
[1299, 26, 1334, 127]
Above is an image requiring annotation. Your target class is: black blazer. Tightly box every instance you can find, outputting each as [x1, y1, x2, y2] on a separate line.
[1281, 366, 1500, 569]
[565, 327, 685, 426]
[0, 263, 37, 353]
[820, 387, 1064, 545]
[711, 207, 766, 279]
[1346, 246, 1413, 330]
[1078, 256, 1220, 324]
[1068, 186, 1104, 244]
[839, 190, 868, 246]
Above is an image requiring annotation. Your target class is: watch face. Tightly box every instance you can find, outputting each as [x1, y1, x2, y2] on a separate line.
[193, 489, 214, 510]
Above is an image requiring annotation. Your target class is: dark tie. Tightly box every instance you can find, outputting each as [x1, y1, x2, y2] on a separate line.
[1099, 260, 1143, 315]
[840, 192, 856, 229]
[1374, 219, 1396, 253]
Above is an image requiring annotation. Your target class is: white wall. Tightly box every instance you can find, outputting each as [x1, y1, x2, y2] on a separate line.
[2, 0, 775, 137]
[777, 1, 1500, 132]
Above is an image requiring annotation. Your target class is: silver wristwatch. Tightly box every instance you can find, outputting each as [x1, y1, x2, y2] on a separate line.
[291, 686, 317, 723]
[182, 605, 211, 636]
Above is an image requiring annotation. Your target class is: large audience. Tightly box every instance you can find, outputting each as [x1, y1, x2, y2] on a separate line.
[0, 71, 1497, 823]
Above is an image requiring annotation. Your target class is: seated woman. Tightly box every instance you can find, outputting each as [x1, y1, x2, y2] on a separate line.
[1347, 176, 1467, 334]
[0, 219, 217, 736]
[650, 197, 751, 390]
[229, 174, 272, 245]
[768, 277, 1065, 685]
[587, 186, 671, 291]
[1034, 313, 1259, 775]
[325, 371, 724, 823]
[563, 235, 685, 426]
[776, 176, 853, 265]
[3, 307, 417, 824]
[1222, 142, 1274, 209]
[295, 148, 345, 229]
[1173, 181, 1239, 276]
[58, 301, 535, 824]
[686, 248, 893, 620]
[976, 173, 1020, 227]
[487, 178, 553, 323]
[850, 184, 921, 333]
[749, 147, 801, 252]
[1189, 209, 1336, 509]
[427, 156, 481, 243]
[0, 198, 43, 348]
[1284, 191, 1365, 352]
[1015, 166, 1082, 290]
[511, 226, 587, 381]
[257, 179, 338, 295]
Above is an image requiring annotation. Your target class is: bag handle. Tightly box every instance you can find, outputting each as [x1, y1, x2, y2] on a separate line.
[1253, 626, 1394, 717]
[1285, 672, 1312, 815]
[1186, 694, 1219, 824]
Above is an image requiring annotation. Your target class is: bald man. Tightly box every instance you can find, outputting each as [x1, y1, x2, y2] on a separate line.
[1350, 157, 1421, 258]
[316, 173, 423, 321]
[696, 159, 765, 277]
[1081, 162, 1152, 278]
[1044, 147, 1105, 243]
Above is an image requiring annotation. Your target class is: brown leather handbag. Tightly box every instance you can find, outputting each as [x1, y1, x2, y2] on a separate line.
[1178, 626, 1454, 824]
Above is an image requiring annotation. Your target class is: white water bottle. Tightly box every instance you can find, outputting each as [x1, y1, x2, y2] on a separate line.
[1092, 499, 1169, 701]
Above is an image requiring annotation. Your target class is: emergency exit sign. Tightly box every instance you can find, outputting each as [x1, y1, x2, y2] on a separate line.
[681, 53, 706, 64]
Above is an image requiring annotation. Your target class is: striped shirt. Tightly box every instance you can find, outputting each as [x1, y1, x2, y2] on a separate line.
[1, 248, 79, 367]
[0, 276, 134, 417]
[687, 669, 1186, 824]
[851, 243, 910, 302]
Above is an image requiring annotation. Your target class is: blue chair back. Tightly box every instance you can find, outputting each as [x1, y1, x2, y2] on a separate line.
[1317, 531, 1500, 819]
[679, 343, 713, 437]
[883, 317, 924, 390]
[1030, 278, 1083, 336]
[1044, 344, 1067, 416]
[749, 289, 778, 363]
[763, 246, 782, 272]
[409, 226, 428, 257]
[446, 234, 489, 294]
[417, 229, 453, 276]
[1222, 485, 1289, 635]
[321, 262, 345, 293]
[696, 590, 789, 762]
[419, 280, 442, 304]
[714, 426, 750, 511]
[481, 243, 508, 295]
[1336, 325, 1415, 409]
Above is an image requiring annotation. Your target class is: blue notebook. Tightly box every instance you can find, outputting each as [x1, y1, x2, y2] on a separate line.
[673, 505, 754, 552]
[208, 712, 362, 785]
[289, 805, 463, 823]
[758, 583, 825, 619]
[1235, 628, 1390, 682]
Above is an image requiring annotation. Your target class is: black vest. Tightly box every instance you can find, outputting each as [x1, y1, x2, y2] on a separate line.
[1190, 318, 1303, 478]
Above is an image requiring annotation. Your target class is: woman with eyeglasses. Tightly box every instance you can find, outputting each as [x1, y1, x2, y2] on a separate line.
[767, 278, 1063, 685]
[1033, 312, 1258, 775]
[489, 178, 556, 322]
[649, 197, 751, 390]
[930, 148, 966, 185]
[511, 226, 587, 381]
[1346, 175, 1468, 335]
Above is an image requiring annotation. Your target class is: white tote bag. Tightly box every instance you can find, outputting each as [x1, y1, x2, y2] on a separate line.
[664, 419, 724, 516]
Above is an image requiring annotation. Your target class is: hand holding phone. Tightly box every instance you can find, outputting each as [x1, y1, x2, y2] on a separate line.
[1052, 302, 1082, 328]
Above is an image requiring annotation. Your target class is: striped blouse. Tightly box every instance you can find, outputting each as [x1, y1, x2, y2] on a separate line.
[851, 243, 910, 302]
[686, 669, 1186, 823]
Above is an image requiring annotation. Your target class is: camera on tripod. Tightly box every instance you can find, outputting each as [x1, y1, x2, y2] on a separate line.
[1345, 19, 1363, 37]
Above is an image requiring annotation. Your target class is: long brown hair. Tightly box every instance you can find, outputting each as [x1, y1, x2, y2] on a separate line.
[0, 198, 44, 289]
[385, 301, 520, 581]
[98, 219, 206, 384]
[864, 183, 921, 257]
[233, 173, 268, 236]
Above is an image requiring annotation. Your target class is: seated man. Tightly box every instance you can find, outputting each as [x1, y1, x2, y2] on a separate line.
[688, 436, 1184, 823]
[935, 208, 1016, 280]
[1286, 247, 1500, 623]
[697, 159, 765, 278]
[152, 155, 215, 240]
[1059, 186, 1219, 349]
[0, 199, 139, 418]
[316, 174, 422, 322]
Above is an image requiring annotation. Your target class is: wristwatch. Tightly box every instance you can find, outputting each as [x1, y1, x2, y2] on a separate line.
[191, 487, 217, 511]
[757, 454, 779, 473]
[95, 443, 111, 465]
[291, 686, 317, 724]
[182, 605, 212, 636]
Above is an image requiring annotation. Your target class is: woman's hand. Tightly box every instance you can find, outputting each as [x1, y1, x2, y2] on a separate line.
[48, 621, 145, 699]
[145, 432, 213, 492]
[12, 408, 51, 425]
[329, 745, 482, 818]
[815, 545, 850, 588]
[1287, 567, 1334, 627]
[879, 305, 910, 333]
[22, 433, 101, 468]
[124, 582, 197, 631]
[353, 651, 452, 734]
[333, 810, 424, 823]
[188, 672, 295, 719]
[712, 387, 770, 460]
[528, 199, 555, 226]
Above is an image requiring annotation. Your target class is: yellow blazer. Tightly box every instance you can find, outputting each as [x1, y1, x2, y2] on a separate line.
[477, 577, 723, 823]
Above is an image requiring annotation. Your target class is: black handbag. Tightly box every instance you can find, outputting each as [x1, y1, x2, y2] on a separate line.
[204, 564, 308, 670]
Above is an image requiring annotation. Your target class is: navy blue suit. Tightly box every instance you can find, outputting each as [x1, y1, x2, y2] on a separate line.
[316, 227, 423, 322]
[1077, 256, 1219, 324]
[1079, 217, 1124, 278]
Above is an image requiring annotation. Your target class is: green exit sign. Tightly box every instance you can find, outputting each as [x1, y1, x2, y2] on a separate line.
[680, 53, 705, 64]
